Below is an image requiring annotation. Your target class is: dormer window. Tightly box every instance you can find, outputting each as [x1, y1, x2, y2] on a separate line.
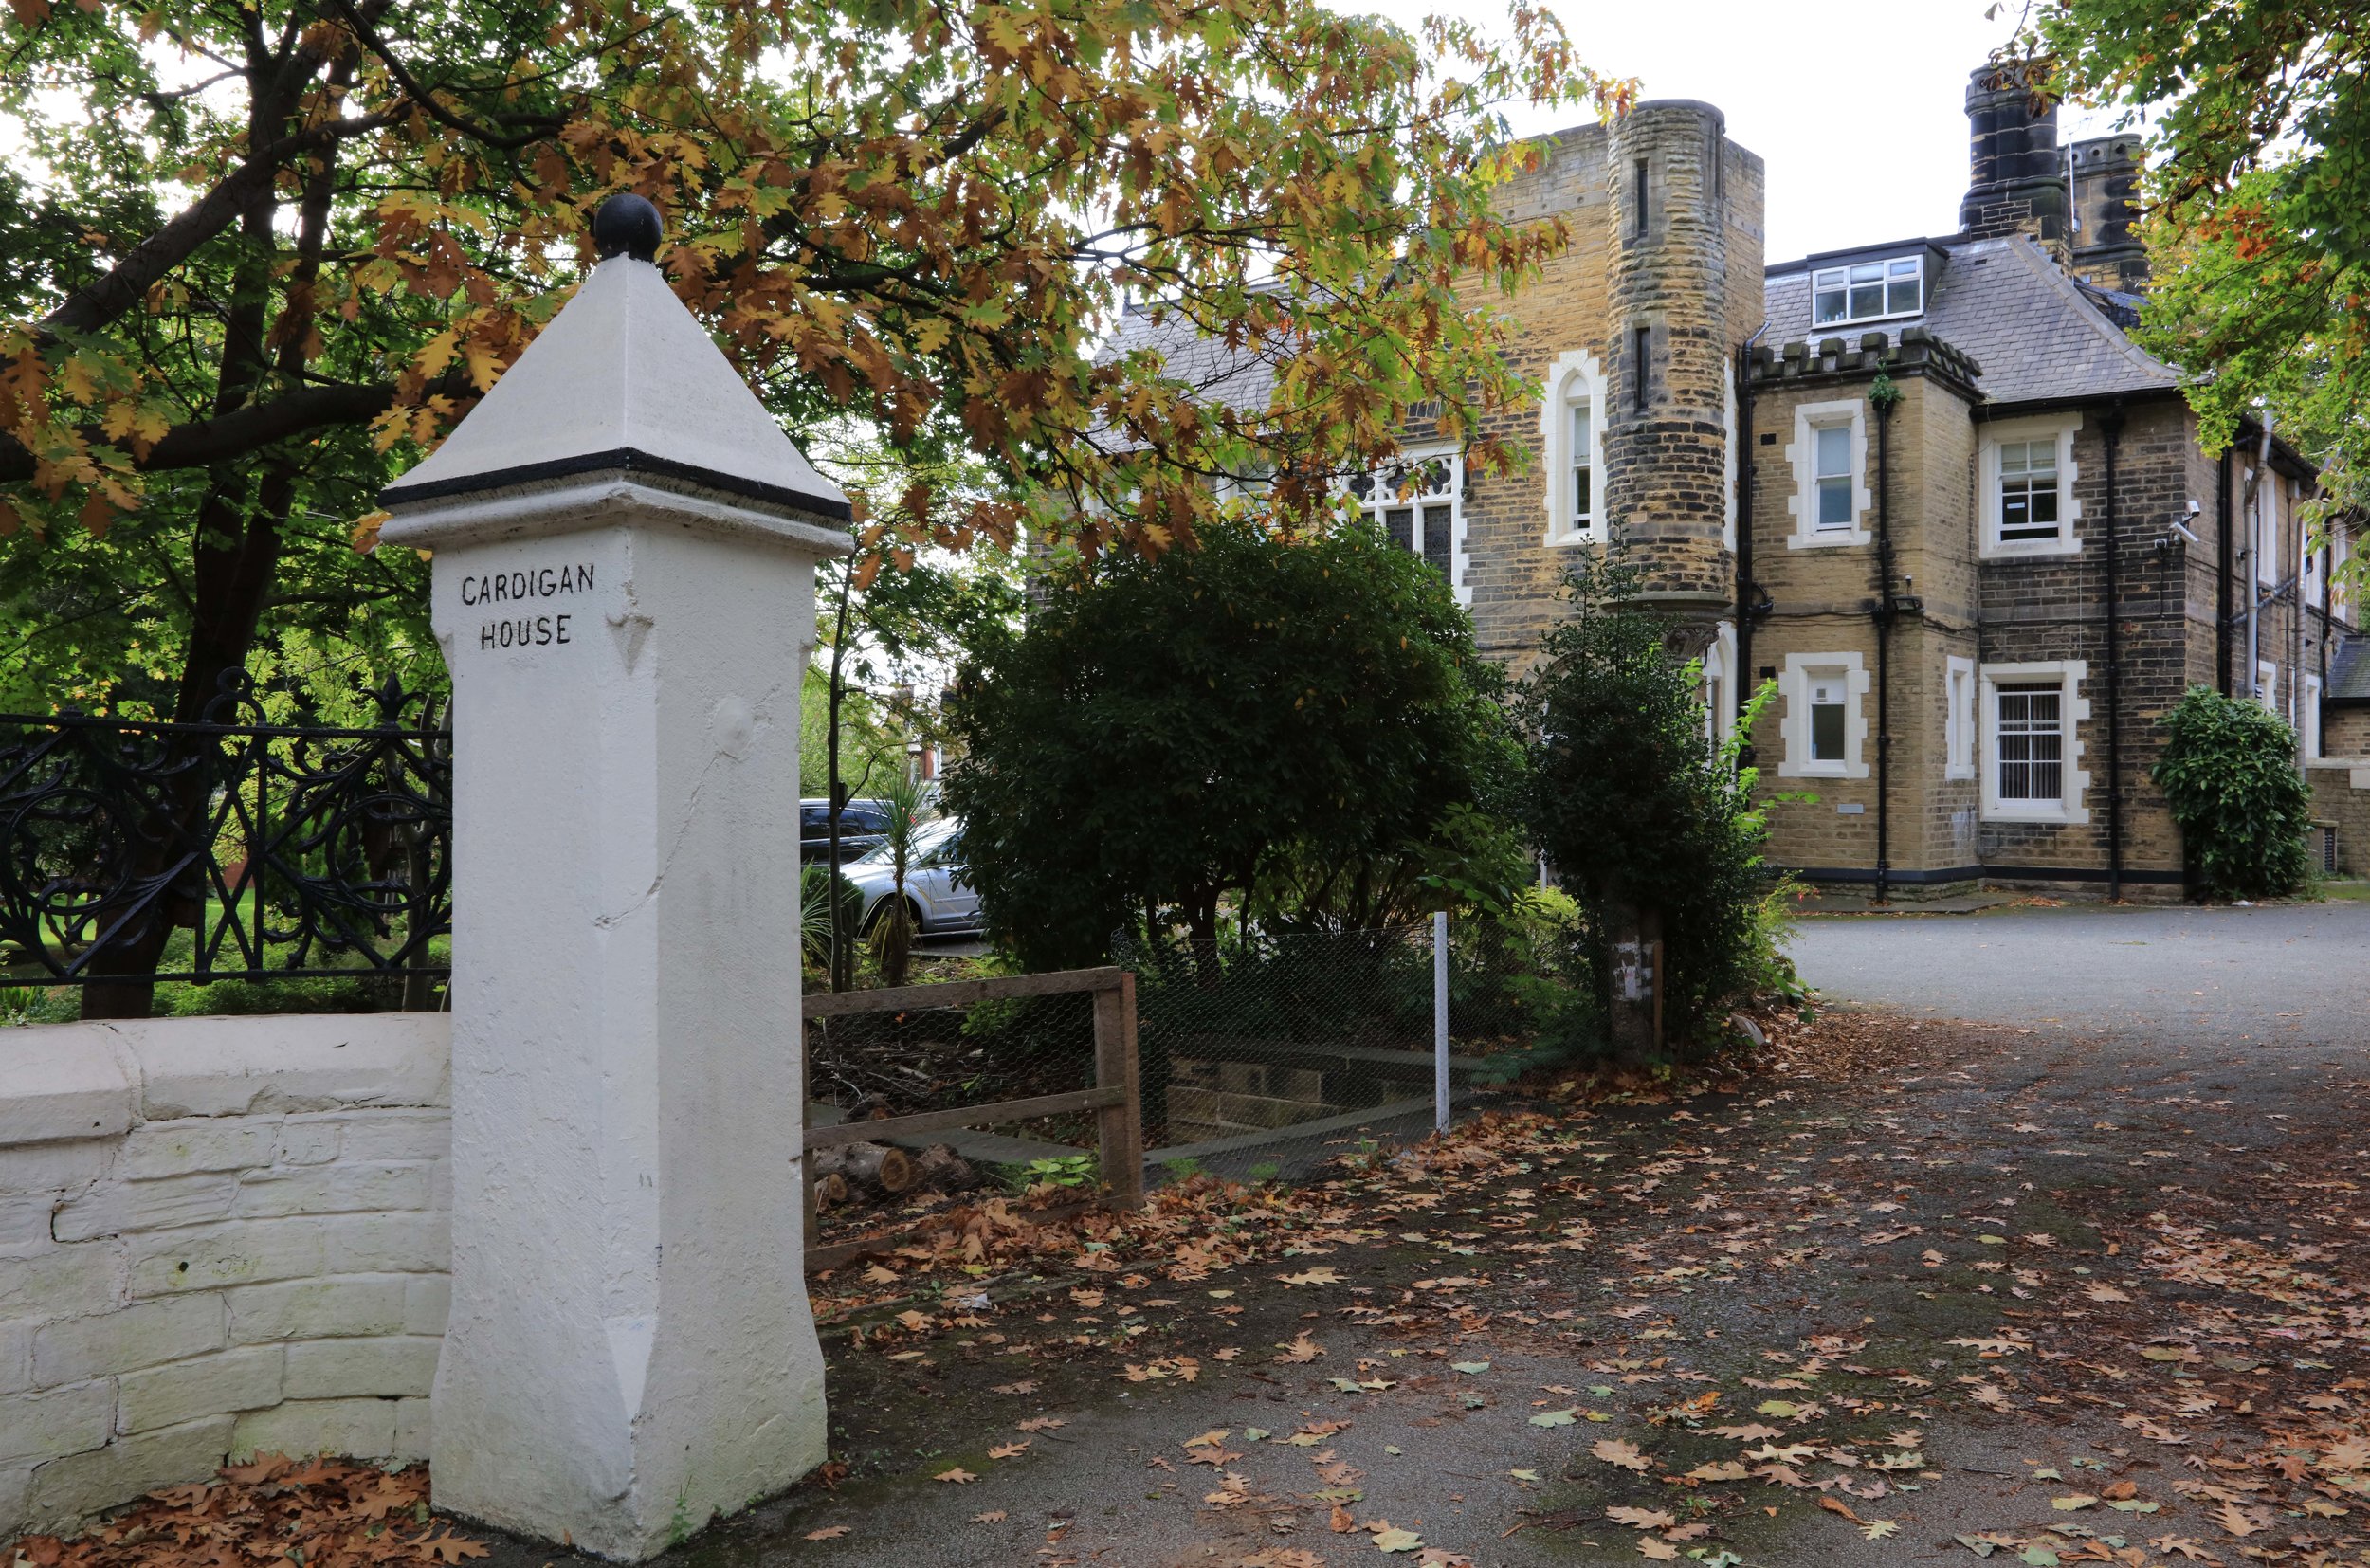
[1813, 257, 1923, 327]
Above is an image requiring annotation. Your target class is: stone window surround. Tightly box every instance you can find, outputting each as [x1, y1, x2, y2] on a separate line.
[1979, 414, 2085, 560]
[1344, 444, 1469, 607]
[1702, 620, 1737, 749]
[1979, 659, 2093, 825]
[1945, 654, 1977, 781]
[2304, 672, 2324, 758]
[1541, 348, 1608, 549]
[1783, 398, 1872, 550]
[1778, 650, 1871, 779]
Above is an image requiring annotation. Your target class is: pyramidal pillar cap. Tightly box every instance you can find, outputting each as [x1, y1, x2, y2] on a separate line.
[377, 199, 850, 559]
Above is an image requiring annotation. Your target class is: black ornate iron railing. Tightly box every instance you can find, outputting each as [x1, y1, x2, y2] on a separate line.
[0, 677, 451, 988]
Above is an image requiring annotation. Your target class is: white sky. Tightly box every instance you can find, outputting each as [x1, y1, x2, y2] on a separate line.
[1347, 0, 2129, 266]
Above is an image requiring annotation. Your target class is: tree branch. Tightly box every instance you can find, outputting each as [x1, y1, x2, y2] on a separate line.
[0, 375, 473, 485]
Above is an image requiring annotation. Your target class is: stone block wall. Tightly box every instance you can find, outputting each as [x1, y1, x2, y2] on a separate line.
[1455, 113, 1766, 674]
[1, 1014, 451, 1541]
[2307, 760, 2370, 876]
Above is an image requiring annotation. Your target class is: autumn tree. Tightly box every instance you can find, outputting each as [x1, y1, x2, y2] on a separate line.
[2016, 1, 2369, 567]
[0, 0, 1616, 1014]
[0, 0, 1622, 725]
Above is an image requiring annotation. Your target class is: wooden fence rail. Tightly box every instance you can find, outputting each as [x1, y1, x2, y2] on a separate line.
[801, 966, 1141, 1271]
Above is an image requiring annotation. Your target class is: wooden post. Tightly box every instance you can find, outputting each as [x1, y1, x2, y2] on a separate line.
[1092, 971, 1144, 1208]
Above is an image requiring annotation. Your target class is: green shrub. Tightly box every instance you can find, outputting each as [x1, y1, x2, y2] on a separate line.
[2151, 685, 2312, 900]
[1522, 543, 1787, 1054]
[942, 516, 1527, 969]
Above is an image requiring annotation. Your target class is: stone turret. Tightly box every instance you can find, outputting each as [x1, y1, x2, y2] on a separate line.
[2069, 133, 2148, 291]
[1961, 63, 2068, 258]
[1605, 99, 1737, 639]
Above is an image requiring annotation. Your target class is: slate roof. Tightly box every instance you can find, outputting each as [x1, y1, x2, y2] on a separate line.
[2330, 634, 2370, 705]
[1099, 301, 1282, 418]
[1109, 233, 2183, 428]
[1762, 234, 2179, 409]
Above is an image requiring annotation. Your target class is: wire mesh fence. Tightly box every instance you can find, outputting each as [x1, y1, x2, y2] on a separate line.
[1120, 917, 1597, 1185]
[802, 971, 1132, 1254]
[798, 913, 1600, 1254]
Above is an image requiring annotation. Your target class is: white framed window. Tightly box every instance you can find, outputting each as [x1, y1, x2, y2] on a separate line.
[2252, 473, 2280, 587]
[2257, 659, 2279, 717]
[1784, 398, 1869, 548]
[1778, 652, 1870, 779]
[1945, 654, 1977, 781]
[2334, 524, 2355, 623]
[1344, 448, 1467, 605]
[2304, 672, 2324, 757]
[1812, 256, 1923, 328]
[1979, 415, 2083, 558]
[1979, 661, 2091, 824]
[1541, 349, 1607, 546]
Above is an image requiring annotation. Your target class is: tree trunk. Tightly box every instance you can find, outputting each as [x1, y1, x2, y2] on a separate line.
[917, 1143, 977, 1194]
[1603, 894, 1662, 1060]
[838, 1140, 919, 1196]
[80, 54, 351, 1022]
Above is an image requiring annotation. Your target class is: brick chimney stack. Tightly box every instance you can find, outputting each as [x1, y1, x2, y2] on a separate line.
[2069, 134, 2148, 291]
[1961, 63, 2069, 260]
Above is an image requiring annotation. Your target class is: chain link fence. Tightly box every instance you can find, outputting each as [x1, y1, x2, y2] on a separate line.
[803, 976, 1113, 1249]
[800, 914, 1601, 1244]
[1121, 917, 1597, 1184]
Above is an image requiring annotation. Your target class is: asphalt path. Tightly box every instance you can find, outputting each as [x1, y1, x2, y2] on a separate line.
[438, 900, 2370, 1568]
[1784, 900, 2370, 1046]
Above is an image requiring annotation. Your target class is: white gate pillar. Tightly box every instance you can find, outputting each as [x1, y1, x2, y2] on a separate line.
[379, 196, 847, 1560]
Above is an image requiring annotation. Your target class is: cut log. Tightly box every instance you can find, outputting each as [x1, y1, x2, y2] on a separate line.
[811, 1172, 851, 1210]
[917, 1143, 978, 1194]
[811, 1145, 848, 1181]
[840, 1140, 919, 1196]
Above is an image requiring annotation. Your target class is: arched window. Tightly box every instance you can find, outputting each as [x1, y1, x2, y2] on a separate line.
[1542, 349, 1606, 546]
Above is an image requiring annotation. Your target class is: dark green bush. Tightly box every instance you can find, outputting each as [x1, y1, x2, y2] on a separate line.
[1521, 545, 1790, 1053]
[943, 517, 1527, 969]
[2151, 685, 2312, 900]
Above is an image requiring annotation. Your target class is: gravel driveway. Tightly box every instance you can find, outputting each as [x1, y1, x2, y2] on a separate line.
[1784, 900, 2370, 1046]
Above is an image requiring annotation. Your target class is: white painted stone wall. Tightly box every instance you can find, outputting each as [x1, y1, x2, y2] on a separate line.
[1, 1013, 452, 1541]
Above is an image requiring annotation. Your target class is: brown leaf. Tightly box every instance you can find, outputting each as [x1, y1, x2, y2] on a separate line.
[803, 1524, 851, 1540]
[934, 1467, 978, 1484]
[970, 1510, 1009, 1524]
[1591, 1438, 1650, 1473]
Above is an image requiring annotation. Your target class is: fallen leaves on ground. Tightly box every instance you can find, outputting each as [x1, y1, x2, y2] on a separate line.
[5, 1456, 484, 1568]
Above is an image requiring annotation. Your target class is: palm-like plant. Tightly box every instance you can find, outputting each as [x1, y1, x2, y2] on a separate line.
[866, 764, 930, 987]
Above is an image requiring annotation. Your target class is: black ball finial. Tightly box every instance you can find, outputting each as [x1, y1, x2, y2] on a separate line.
[592, 193, 664, 263]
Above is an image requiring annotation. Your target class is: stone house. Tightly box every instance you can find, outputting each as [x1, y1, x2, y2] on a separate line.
[1106, 65, 2368, 894]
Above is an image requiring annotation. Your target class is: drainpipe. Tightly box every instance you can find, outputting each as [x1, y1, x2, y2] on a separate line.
[1869, 375, 1902, 905]
[2102, 404, 2125, 903]
[1735, 323, 1770, 761]
[2215, 449, 2232, 695]
[2243, 415, 2273, 700]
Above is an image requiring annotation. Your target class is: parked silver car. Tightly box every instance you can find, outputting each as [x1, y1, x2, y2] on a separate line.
[846, 817, 982, 936]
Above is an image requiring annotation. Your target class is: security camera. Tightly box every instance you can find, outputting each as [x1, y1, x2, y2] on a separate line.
[2186, 499, 2202, 515]
[2168, 519, 2201, 547]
